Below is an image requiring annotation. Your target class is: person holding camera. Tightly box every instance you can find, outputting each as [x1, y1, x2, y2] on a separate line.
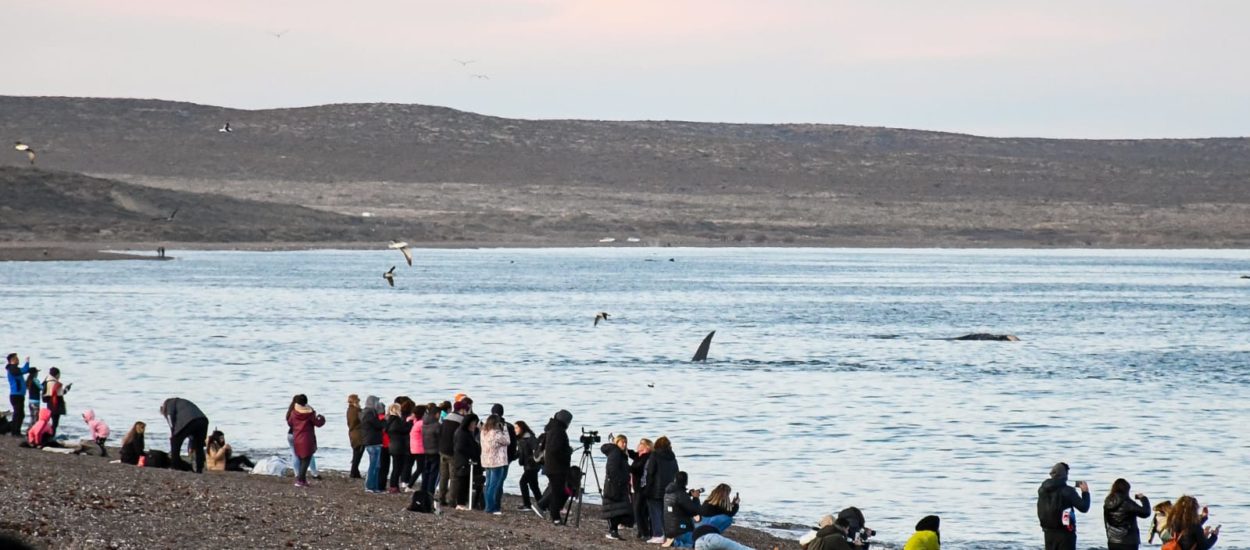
[1037, 462, 1091, 550]
[1104, 478, 1151, 550]
[645, 436, 680, 543]
[601, 434, 634, 540]
[663, 471, 702, 547]
[801, 516, 855, 550]
[836, 507, 876, 549]
[6, 354, 31, 436]
[536, 409, 573, 524]
[287, 394, 327, 487]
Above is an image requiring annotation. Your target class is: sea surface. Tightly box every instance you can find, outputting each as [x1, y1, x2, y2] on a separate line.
[2, 248, 1248, 549]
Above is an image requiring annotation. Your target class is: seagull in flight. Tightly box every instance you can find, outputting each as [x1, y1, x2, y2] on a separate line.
[218, 123, 233, 133]
[152, 207, 179, 222]
[14, 142, 35, 165]
[269, 30, 288, 39]
[383, 266, 396, 287]
[454, 59, 476, 66]
[389, 241, 413, 266]
[593, 312, 610, 327]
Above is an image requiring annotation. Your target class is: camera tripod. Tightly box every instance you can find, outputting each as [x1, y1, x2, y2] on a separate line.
[562, 442, 603, 527]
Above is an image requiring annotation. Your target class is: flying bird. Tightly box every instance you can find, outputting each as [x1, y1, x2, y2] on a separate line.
[218, 123, 233, 133]
[593, 312, 610, 327]
[269, 30, 288, 38]
[692, 330, 716, 362]
[152, 207, 179, 222]
[14, 142, 35, 165]
[454, 59, 476, 66]
[389, 241, 413, 266]
[469, 74, 490, 80]
[383, 266, 396, 287]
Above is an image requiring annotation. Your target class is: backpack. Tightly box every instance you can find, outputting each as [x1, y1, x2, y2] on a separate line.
[1162, 529, 1187, 550]
[1037, 487, 1068, 530]
[407, 489, 435, 513]
[145, 450, 171, 469]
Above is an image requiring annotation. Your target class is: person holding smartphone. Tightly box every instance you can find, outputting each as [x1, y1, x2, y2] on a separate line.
[1168, 495, 1220, 550]
[1104, 478, 1151, 550]
[1037, 462, 1091, 550]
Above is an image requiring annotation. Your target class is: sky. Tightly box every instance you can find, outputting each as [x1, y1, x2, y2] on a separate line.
[2, 0, 1248, 138]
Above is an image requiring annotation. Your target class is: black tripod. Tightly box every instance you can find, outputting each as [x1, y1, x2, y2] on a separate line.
[563, 440, 603, 527]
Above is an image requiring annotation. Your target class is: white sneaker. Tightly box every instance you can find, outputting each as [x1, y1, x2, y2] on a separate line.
[646, 537, 665, 544]
[492, 511, 503, 516]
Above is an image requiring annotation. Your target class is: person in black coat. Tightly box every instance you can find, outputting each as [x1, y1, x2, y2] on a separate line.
[118, 421, 146, 466]
[436, 400, 469, 505]
[536, 409, 573, 523]
[451, 413, 480, 510]
[160, 397, 209, 473]
[1038, 462, 1092, 550]
[359, 396, 385, 492]
[662, 471, 702, 543]
[515, 421, 543, 510]
[600, 434, 634, 540]
[385, 403, 414, 493]
[629, 438, 653, 540]
[1103, 478, 1151, 550]
[643, 436, 679, 541]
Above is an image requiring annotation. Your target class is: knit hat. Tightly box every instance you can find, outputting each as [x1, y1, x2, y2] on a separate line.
[915, 515, 940, 533]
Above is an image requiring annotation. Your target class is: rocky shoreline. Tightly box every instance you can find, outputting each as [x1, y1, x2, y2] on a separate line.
[0, 440, 795, 549]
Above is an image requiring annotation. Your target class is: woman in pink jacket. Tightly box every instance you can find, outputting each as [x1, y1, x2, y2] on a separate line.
[407, 403, 428, 491]
[286, 394, 326, 487]
[480, 414, 512, 514]
[81, 409, 111, 457]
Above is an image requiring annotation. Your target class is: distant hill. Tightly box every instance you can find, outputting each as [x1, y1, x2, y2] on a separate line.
[3, 95, 1249, 247]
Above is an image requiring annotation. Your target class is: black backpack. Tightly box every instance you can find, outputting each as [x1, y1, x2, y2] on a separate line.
[407, 489, 435, 513]
[1037, 487, 1067, 529]
[145, 450, 171, 469]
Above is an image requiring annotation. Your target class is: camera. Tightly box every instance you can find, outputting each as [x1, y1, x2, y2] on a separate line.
[579, 428, 601, 447]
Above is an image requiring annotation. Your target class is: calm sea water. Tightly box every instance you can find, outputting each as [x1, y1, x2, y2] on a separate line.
[2, 248, 1248, 549]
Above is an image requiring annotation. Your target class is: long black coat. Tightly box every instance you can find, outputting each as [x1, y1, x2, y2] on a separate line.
[438, 412, 464, 457]
[453, 425, 481, 472]
[600, 443, 633, 519]
[385, 415, 412, 455]
[541, 417, 572, 477]
[643, 448, 678, 500]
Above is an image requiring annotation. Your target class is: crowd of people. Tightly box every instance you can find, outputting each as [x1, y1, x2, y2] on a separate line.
[3, 353, 1230, 549]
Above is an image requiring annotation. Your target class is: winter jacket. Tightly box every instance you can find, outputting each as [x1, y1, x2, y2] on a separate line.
[600, 443, 633, 519]
[119, 432, 145, 465]
[6, 361, 30, 396]
[804, 525, 854, 550]
[518, 432, 540, 472]
[452, 424, 481, 472]
[1104, 491, 1150, 546]
[420, 411, 440, 455]
[701, 501, 739, 519]
[662, 478, 701, 539]
[42, 376, 68, 415]
[26, 375, 41, 401]
[1175, 522, 1218, 550]
[480, 426, 511, 468]
[161, 398, 206, 435]
[359, 396, 383, 446]
[438, 412, 465, 456]
[1037, 465, 1090, 532]
[385, 415, 412, 455]
[81, 409, 110, 439]
[27, 407, 53, 446]
[347, 403, 364, 447]
[903, 530, 939, 550]
[644, 448, 679, 500]
[629, 450, 650, 494]
[541, 411, 573, 478]
[287, 404, 326, 458]
[409, 415, 425, 455]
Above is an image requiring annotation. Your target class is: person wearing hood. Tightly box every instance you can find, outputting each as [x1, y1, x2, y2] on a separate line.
[451, 413, 481, 510]
[420, 403, 441, 494]
[24, 367, 41, 433]
[630, 438, 654, 540]
[1037, 462, 1091, 550]
[644, 435, 680, 543]
[286, 394, 326, 487]
[359, 396, 385, 493]
[904, 515, 941, 550]
[42, 367, 71, 435]
[515, 420, 542, 511]
[81, 409, 110, 456]
[161, 397, 209, 473]
[119, 421, 146, 465]
[6, 354, 31, 437]
[800, 516, 854, 550]
[663, 471, 702, 546]
[1103, 478, 1151, 550]
[536, 409, 573, 524]
[346, 394, 364, 479]
[600, 434, 635, 540]
[436, 398, 470, 505]
[385, 402, 414, 493]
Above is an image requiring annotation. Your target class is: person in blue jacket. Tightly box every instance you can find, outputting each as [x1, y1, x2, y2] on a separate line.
[6, 354, 31, 436]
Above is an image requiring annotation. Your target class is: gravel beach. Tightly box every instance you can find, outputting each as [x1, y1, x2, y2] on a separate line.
[0, 440, 795, 549]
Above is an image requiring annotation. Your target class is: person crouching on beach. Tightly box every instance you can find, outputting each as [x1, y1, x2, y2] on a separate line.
[799, 515, 852, 550]
[119, 422, 146, 465]
[360, 395, 385, 493]
[23, 407, 54, 447]
[663, 471, 703, 547]
[207, 430, 255, 472]
[452, 413, 481, 511]
[287, 394, 326, 487]
[81, 409, 110, 456]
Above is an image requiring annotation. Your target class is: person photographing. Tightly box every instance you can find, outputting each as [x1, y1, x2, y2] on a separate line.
[1037, 462, 1091, 550]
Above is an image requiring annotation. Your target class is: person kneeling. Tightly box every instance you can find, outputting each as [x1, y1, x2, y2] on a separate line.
[663, 471, 702, 547]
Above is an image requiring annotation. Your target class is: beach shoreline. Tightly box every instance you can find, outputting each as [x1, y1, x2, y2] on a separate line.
[0, 440, 796, 549]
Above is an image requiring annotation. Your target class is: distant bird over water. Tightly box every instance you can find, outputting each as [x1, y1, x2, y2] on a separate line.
[594, 312, 610, 327]
[383, 266, 396, 287]
[14, 142, 35, 165]
[389, 241, 413, 266]
[218, 123, 233, 133]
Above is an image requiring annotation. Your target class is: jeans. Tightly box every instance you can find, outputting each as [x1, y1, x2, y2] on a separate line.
[288, 433, 319, 477]
[649, 498, 664, 538]
[695, 533, 754, 550]
[421, 454, 440, 494]
[9, 395, 24, 436]
[27, 401, 39, 431]
[296, 453, 313, 483]
[484, 466, 507, 512]
[519, 469, 541, 507]
[364, 445, 383, 491]
[1107, 543, 1137, 550]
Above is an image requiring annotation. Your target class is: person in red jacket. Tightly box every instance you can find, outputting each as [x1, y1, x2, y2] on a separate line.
[286, 394, 326, 487]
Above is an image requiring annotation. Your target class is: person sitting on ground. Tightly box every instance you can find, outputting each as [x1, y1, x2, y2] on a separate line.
[691, 487, 746, 550]
[701, 484, 740, 521]
[23, 407, 54, 448]
[119, 421, 146, 465]
[836, 507, 877, 549]
[451, 413, 481, 511]
[515, 420, 542, 512]
[904, 515, 940, 550]
[80, 409, 110, 457]
[206, 430, 255, 472]
[600, 434, 634, 540]
[1148, 500, 1174, 544]
[161, 397, 209, 473]
[287, 394, 326, 487]
[663, 471, 703, 547]
[1037, 462, 1091, 550]
[645, 435, 680, 543]
[1104, 478, 1150, 550]
[1168, 495, 1219, 550]
[800, 516, 853, 550]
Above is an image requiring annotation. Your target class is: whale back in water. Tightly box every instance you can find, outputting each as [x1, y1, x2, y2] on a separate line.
[953, 333, 1020, 341]
[692, 330, 716, 361]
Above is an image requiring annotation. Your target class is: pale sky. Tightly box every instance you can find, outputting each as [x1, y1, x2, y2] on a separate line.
[3, 0, 1248, 138]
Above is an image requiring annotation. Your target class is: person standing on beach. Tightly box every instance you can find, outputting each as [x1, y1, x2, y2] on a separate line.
[6, 354, 31, 436]
[515, 420, 542, 511]
[537, 409, 573, 524]
[385, 402, 413, 493]
[346, 394, 365, 479]
[420, 403, 441, 495]
[436, 399, 469, 505]
[451, 413, 481, 510]
[644, 436, 680, 543]
[360, 395, 385, 493]
[161, 397, 209, 473]
[1037, 462, 1091, 550]
[407, 403, 427, 490]
[600, 434, 634, 540]
[42, 367, 71, 435]
[488, 404, 516, 506]
[1104, 478, 1151, 550]
[24, 367, 40, 433]
[629, 438, 654, 540]
[287, 394, 326, 487]
[1168, 495, 1220, 550]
